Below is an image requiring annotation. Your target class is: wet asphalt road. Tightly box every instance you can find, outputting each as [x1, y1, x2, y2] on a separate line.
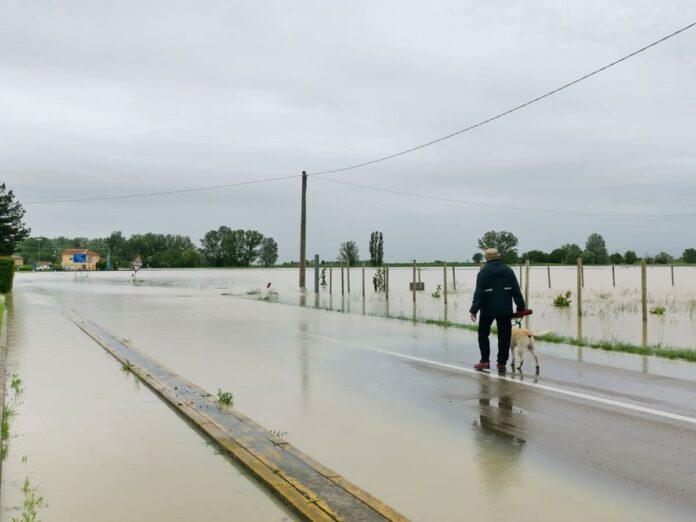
[8, 274, 696, 521]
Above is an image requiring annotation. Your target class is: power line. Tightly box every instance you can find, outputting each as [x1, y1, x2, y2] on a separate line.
[308, 21, 696, 176]
[313, 177, 696, 218]
[24, 174, 299, 205]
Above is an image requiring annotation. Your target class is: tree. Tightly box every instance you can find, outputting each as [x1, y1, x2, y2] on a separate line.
[548, 248, 566, 264]
[561, 243, 583, 265]
[609, 253, 624, 264]
[338, 241, 360, 266]
[240, 230, 264, 266]
[653, 252, 673, 264]
[368, 231, 384, 266]
[0, 183, 31, 255]
[624, 250, 638, 265]
[477, 231, 518, 263]
[472, 253, 483, 263]
[259, 238, 278, 267]
[584, 233, 609, 265]
[681, 248, 696, 264]
[200, 229, 223, 266]
[520, 250, 548, 263]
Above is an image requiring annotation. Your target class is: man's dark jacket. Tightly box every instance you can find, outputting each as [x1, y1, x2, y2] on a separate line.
[469, 259, 525, 317]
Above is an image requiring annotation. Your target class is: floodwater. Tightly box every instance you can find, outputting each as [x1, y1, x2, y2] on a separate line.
[3, 270, 694, 521]
[0, 285, 295, 521]
[49, 265, 696, 349]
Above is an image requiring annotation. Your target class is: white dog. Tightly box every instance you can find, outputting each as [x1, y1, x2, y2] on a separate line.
[510, 327, 550, 371]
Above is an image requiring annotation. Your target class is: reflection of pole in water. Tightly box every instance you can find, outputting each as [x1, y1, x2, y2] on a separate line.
[444, 303, 448, 324]
[299, 321, 310, 407]
[576, 314, 583, 361]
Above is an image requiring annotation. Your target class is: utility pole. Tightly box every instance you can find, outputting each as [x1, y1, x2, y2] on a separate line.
[299, 171, 307, 288]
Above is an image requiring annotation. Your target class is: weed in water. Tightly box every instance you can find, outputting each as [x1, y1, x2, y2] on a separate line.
[552, 291, 572, 307]
[649, 306, 666, 315]
[270, 429, 288, 438]
[12, 477, 45, 522]
[246, 289, 261, 295]
[431, 285, 442, 299]
[217, 388, 234, 406]
[121, 359, 134, 373]
[11, 374, 24, 394]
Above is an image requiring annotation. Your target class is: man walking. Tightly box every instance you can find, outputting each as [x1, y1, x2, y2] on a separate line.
[469, 248, 526, 372]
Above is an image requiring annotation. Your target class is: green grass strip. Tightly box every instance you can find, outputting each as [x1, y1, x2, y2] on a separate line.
[394, 316, 696, 363]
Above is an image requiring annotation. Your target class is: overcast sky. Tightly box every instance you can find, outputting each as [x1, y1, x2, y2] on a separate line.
[2, 1, 695, 262]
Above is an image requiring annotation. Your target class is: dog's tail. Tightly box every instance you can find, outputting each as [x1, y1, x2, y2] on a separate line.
[529, 330, 551, 338]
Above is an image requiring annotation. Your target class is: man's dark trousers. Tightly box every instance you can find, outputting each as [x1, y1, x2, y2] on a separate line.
[478, 315, 512, 364]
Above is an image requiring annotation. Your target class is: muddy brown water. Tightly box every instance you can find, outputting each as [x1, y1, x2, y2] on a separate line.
[2, 271, 694, 521]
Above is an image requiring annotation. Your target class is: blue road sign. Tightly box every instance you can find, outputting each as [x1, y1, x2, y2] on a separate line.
[73, 253, 87, 263]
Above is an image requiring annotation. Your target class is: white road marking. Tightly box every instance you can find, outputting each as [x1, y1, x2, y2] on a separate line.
[307, 333, 696, 427]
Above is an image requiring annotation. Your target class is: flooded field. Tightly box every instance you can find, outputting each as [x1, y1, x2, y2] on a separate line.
[2, 270, 695, 521]
[43, 265, 696, 350]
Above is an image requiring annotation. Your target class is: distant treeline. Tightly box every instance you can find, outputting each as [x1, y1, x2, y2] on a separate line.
[16, 227, 279, 269]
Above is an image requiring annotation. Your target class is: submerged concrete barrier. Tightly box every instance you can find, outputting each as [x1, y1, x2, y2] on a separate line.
[65, 310, 408, 522]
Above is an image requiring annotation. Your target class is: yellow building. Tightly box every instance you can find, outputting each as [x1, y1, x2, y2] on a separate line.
[62, 249, 100, 271]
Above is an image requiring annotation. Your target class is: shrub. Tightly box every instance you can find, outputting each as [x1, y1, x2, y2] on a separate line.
[649, 306, 666, 315]
[553, 291, 572, 307]
[0, 258, 15, 294]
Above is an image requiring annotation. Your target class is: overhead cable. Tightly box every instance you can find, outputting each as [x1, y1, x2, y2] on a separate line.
[24, 174, 299, 204]
[308, 21, 696, 176]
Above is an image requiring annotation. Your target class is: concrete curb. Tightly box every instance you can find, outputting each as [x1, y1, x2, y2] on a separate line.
[65, 310, 408, 522]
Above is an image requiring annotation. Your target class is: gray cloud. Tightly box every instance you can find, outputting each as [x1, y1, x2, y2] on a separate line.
[2, 0, 695, 261]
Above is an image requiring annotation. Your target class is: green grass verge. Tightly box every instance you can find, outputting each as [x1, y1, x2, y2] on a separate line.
[393, 316, 696, 363]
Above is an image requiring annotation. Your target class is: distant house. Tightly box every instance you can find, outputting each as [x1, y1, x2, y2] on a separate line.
[11, 254, 23, 267]
[62, 249, 101, 271]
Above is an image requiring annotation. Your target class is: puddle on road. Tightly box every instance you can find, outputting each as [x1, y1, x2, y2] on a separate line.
[0, 290, 295, 522]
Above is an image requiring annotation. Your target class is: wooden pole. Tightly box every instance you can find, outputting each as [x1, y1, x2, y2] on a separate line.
[362, 262, 365, 298]
[347, 265, 351, 293]
[612, 265, 616, 288]
[341, 264, 345, 296]
[299, 171, 307, 288]
[671, 265, 674, 287]
[443, 261, 448, 305]
[452, 265, 456, 290]
[519, 264, 523, 286]
[385, 265, 389, 301]
[412, 259, 417, 303]
[581, 264, 585, 288]
[418, 266, 421, 284]
[577, 257, 583, 318]
[524, 260, 530, 327]
[547, 265, 551, 289]
[329, 264, 333, 294]
[641, 260, 648, 333]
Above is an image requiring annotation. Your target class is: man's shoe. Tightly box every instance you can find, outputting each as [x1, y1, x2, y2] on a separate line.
[496, 363, 507, 373]
[474, 361, 490, 371]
